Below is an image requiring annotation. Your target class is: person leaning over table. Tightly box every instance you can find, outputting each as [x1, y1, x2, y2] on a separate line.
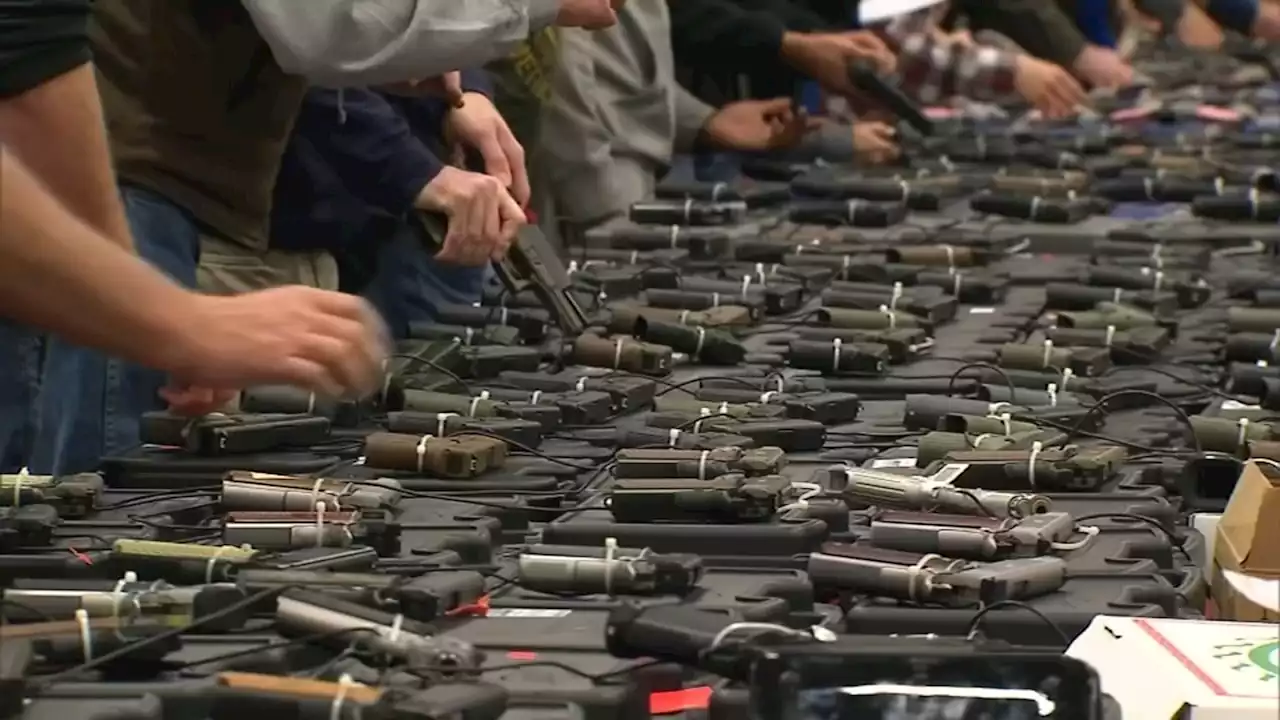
[272, 75, 524, 341]
[34, 0, 627, 477]
[0, 147, 390, 473]
[540, 0, 813, 234]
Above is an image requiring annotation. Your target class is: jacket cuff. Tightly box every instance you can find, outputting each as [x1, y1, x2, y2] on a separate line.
[461, 69, 493, 97]
[384, 145, 446, 216]
[528, 0, 561, 33]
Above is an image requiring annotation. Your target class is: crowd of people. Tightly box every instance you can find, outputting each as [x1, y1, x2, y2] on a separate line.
[0, 0, 1275, 475]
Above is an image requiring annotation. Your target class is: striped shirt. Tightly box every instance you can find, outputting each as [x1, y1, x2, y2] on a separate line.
[883, 10, 1019, 105]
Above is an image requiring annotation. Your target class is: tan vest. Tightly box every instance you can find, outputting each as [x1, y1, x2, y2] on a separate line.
[92, 0, 308, 249]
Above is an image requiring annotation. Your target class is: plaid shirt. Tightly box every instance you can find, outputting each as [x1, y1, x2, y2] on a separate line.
[882, 10, 1019, 105]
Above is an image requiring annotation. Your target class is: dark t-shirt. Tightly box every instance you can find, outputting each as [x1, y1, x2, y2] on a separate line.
[0, 0, 92, 98]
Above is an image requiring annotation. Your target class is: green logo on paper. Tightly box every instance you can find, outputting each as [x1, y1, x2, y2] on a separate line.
[1213, 639, 1280, 682]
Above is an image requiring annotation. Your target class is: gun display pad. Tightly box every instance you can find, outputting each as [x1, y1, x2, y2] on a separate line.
[18, 41, 1280, 720]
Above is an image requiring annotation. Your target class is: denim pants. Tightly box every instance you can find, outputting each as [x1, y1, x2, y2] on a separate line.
[0, 322, 44, 473]
[34, 186, 201, 474]
[361, 224, 488, 339]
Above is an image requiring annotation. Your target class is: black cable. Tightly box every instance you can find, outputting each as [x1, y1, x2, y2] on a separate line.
[1101, 360, 1244, 402]
[1074, 512, 1194, 563]
[945, 362, 1018, 400]
[1059, 389, 1202, 452]
[392, 352, 473, 395]
[965, 600, 1073, 647]
[95, 489, 221, 512]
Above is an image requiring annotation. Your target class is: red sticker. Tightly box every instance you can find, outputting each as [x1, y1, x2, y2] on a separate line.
[506, 651, 538, 661]
[649, 687, 713, 715]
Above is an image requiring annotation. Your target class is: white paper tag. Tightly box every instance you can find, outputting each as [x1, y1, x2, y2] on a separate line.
[870, 458, 918, 469]
[930, 463, 970, 486]
[486, 609, 572, 618]
[1222, 400, 1262, 411]
[969, 307, 996, 315]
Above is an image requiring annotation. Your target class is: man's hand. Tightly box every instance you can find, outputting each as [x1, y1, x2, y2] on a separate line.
[1015, 56, 1088, 118]
[1072, 45, 1134, 89]
[445, 92, 531, 207]
[852, 121, 900, 164]
[417, 166, 525, 267]
[381, 72, 465, 108]
[780, 31, 897, 94]
[160, 288, 390, 411]
[702, 98, 813, 152]
[556, 0, 624, 28]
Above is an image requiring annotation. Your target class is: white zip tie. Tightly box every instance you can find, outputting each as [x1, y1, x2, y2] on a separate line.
[310, 477, 327, 511]
[436, 412, 457, 437]
[10, 468, 24, 507]
[529, 391, 542, 405]
[1027, 441, 1043, 488]
[983, 412, 1012, 436]
[831, 338, 844, 370]
[973, 433, 996, 447]
[697, 451, 710, 481]
[603, 537, 619, 596]
[498, 308, 509, 326]
[841, 254, 851, 275]
[1047, 383, 1058, 408]
[1152, 271, 1164, 293]
[1113, 287, 1123, 303]
[75, 609, 93, 661]
[777, 481, 823, 513]
[710, 183, 726, 202]
[386, 613, 404, 643]
[575, 377, 588, 392]
[315, 502, 326, 547]
[755, 263, 767, 287]
[205, 545, 233, 584]
[567, 260, 579, 275]
[306, 393, 316, 414]
[1050, 525, 1098, 552]
[1104, 325, 1116, 348]
[987, 402, 1011, 416]
[669, 225, 680, 248]
[890, 283, 903, 312]
[682, 198, 693, 224]
[1041, 340, 1054, 369]
[1061, 368, 1074, 390]
[711, 292, 721, 308]
[740, 276, 752, 303]
[900, 181, 911, 203]
[775, 376, 785, 394]
[1270, 332, 1280, 358]
[760, 391, 776, 404]
[717, 402, 730, 416]
[693, 408, 711, 433]
[330, 674, 355, 720]
[1143, 178, 1154, 200]
[906, 553, 941, 602]
[880, 305, 896, 330]
[693, 327, 706, 359]
[629, 250, 639, 264]
[415, 434, 433, 472]
[1238, 418, 1251, 451]
[846, 199, 862, 224]
[468, 391, 489, 417]
[678, 310, 691, 325]
[943, 245, 955, 268]
[1029, 196, 1042, 221]
[952, 271, 963, 297]
[1215, 177, 1225, 195]
[668, 429, 682, 447]
[1249, 188, 1260, 220]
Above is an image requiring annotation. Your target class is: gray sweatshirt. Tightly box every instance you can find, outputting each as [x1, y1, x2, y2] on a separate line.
[540, 0, 716, 224]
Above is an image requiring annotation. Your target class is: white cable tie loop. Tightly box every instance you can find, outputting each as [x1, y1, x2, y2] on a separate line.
[846, 199, 861, 224]
[1104, 325, 1116, 348]
[415, 434, 432, 473]
[899, 180, 910, 201]
[740, 276, 752, 303]
[468, 391, 490, 418]
[890, 283, 903, 312]
[668, 429, 682, 447]
[1113, 287, 1123, 304]
[972, 433, 996, 448]
[612, 338, 625, 370]
[1027, 441, 1043, 488]
[315, 502, 326, 547]
[330, 674, 356, 720]
[310, 477, 327, 511]
[987, 402, 1011, 417]
[1152, 271, 1164, 294]
[386, 613, 405, 643]
[1215, 177, 1225, 195]
[499, 308, 509, 326]
[567, 260, 579, 276]
[204, 545, 232, 584]
[943, 244, 955, 268]
[841, 254, 851, 272]
[463, 327, 475, 346]
[603, 537, 619, 596]
[693, 327, 707, 359]
[306, 393, 316, 415]
[698, 451, 710, 481]
[831, 338, 844, 371]
[10, 469, 23, 508]
[953, 272, 963, 297]
[436, 412, 457, 438]
[1050, 525, 1099, 551]
[717, 402, 730, 416]
[1041, 340, 1054, 369]
[880, 304, 896, 330]
[693, 408, 711, 434]
[1238, 418, 1251, 452]
[710, 183, 727, 202]
[760, 391, 777, 404]
[1047, 383, 1059, 408]
[906, 553, 941, 602]
[1061, 367, 1074, 390]
[775, 376, 785, 394]
[777, 481, 822, 513]
[75, 609, 93, 662]
[530, 390, 542, 405]
[1249, 188, 1260, 220]
[682, 198, 694, 224]
[755, 263, 767, 287]
[1029, 196, 1042, 221]
[678, 310, 691, 325]
[575, 377, 588, 393]
[1143, 178, 1154, 201]
[669, 225, 680, 249]
[711, 292, 721, 308]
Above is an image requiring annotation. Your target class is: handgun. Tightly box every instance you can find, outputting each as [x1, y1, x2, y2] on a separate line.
[239, 385, 372, 427]
[613, 447, 787, 480]
[867, 510, 1079, 560]
[621, 314, 746, 365]
[629, 199, 746, 226]
[1044, 324, 1172, 361]
[848, 60, 934, 136]
[415, 213, 587, 335]
[472, 386, 613, 426]
[222, 510, 400, 556]
[607, 303, 754, 330]
[692, 387, 862, 424]
[139, 412, 332, 455]
[607, 475, 792, 523]
[362, 431, 508, 478]
[2, 617, 180, 667]
[1046, 283, 1179, 315]
[0, 472, 103, 518]
[990, 172, 1090, 196]
[998, 341, 1112, 376]
[831, 465, 1051, 519]
[221, 471, 403, 512]
[0, 505, 59, 550]
[407, 321, 523, 346]
[517, 542, 703, 596]
[667, 275, 804, 316]
[497, 370, 657, 412]
[806, 543, 1066, 606]
[234, 568, 484, 622]
[651, 395, 788, 420]
[592, 427, 757, 450]
[787, 338, 890, 375]
[930, 446, 1127, 492]
[275, 589, 480, 675]
[1190, 415, 1276, 454]
[821, 289, 956, 326]
[791, 326, 930, 365]
[389, 404, 544, 447]
[110, 539, 260, 584]
[645, 413, 828, 452]
[3, 576, 250, 630]
[569, 334, 673, 376]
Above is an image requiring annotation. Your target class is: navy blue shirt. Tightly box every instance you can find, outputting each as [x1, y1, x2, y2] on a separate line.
[271, 72, 492, 253]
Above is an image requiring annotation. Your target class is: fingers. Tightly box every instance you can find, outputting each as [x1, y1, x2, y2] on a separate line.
[441, 71, 464, 108]
[498, 130, 531, 207]
[160, 385, 231, 417]
[757, 97, 798, 118]
[462, 192, 493, 266]
[476, 132, 514, 190]
[495, 192, 526, 261]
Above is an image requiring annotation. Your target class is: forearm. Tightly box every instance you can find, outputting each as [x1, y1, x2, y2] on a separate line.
[0, 66, 131, 250]
[0, 148, 189, 371]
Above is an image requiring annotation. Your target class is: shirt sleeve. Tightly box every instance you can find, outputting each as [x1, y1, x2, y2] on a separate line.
[956, 0, 1089, 68]
[673, 85, 717, 153]
[294, 88, 444, 216]
[887, 13, 1018, 105]
[461, 68, 494, 97]
[0, 0, 92, 99]
[242, 0, 560, 86]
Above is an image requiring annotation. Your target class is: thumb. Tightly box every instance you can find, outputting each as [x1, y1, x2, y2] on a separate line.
[758, 97, 796, 116]
[872, 123, 896, 138]
[441, 71, 464, 108]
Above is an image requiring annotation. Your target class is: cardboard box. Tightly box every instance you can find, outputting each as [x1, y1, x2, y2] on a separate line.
[1067, 616, 1279, 720]
[1212, 461, 1280, 622]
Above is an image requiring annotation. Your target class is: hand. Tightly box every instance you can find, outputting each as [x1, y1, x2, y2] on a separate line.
[1015, 56, 1088, 118]
[947, 29, 976, 47]
[160, 287, 390, 402]
[1072, 45, 1134, 89]
[702, 98, 814, 152]
[780, 31, 897, 94]
[445, 92, 531, 207]
[852, 121, 900, 164]
[555, 0, 624, 28]
[417, 166, 525, 266]
[381, 72, 464, 107]
[159, 386, 238, 417]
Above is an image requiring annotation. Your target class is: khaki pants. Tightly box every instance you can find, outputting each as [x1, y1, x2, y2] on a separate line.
[197, 234, 340, 294]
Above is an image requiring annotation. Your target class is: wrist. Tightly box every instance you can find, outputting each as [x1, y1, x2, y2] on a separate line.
[416, 167, 459, 212]
[143, 288, 208, 377]
[780, 31, 808, 64]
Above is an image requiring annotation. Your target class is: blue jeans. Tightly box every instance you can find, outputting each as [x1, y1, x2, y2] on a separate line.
[34, 187, 201, 474]
[0, 323, 44, 473]
[361, 225, 488, 339]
